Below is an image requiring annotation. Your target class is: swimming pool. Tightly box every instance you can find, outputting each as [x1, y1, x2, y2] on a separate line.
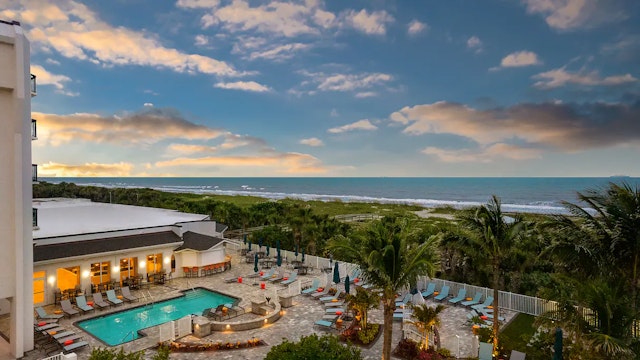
[77, 288, 236, 346]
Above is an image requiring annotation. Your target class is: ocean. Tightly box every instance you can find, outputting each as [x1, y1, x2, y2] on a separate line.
[41, 177, 640, 215]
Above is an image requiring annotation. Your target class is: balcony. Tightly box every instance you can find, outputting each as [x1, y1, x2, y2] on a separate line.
[32, 164, 38, 183]
[31, 119, 37, 140]
[30, 74, 36, 97]
[32, 208, 38, 229]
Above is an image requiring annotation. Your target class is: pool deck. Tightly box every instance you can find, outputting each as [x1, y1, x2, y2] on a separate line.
[3, 252, 516, 359]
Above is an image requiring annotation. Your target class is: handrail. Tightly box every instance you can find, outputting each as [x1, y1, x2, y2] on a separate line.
[121, 330, 135, 342]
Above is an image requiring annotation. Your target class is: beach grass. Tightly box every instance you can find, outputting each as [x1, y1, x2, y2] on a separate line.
[499, 313, 536, 355]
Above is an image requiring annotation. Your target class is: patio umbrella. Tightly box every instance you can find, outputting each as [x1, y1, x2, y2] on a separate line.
[243, 234, 247, 248]
[254, 253, 259, 273]
[258, 238, 263, 250]
[295, 243, 299, 259]
[301, 248, 305, 263]
[553, 327, 563, 360]
[266, 244, 270, 257]
[276, 251, 282, 267]
[344, 275, 350, 294]
[333, 262, 340, 284]
[276, 239, 281, 254]
[248, 241, 252, 251]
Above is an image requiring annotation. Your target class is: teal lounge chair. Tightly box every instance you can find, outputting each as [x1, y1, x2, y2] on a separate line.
[35, 307, 64, 320]
[472, 296, 494, 311]
[510, 350, 526, 360]
[320, 290, 343, 302]
[106, 290, 123, 306]
[478, 342, 493, 360]
[395, 293, 412, 307]
[325, 307, 345, 314]
[281, 270, 298, 285]
[421, 283, 436, 298]
[260, 268, 276, 280]
[449, 288, 467, 304]
[75, 296, 94, 313]
[461, 292, 482, 307]
[301, 279, 320, 294]
[434, 285, 450, 301]
[310, 287, 330, 298]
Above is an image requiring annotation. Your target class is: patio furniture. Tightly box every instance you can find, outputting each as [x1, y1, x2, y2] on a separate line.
[421, 283, 436, 298]
[106, 290, 123, 306]
[121, 286, 138, 302]
[301, 279, 320, 295]
[75, 296, 94, 313]
[461, 292, 483, 307]
[35, 307, 64, 320]
[60, 300, 79, 317]
[449, 288, 467, 304]
[434, 285, 450, 301]
[92, 293, 111, 309]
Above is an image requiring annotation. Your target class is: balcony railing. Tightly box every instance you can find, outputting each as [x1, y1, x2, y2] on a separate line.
[32, 164, 38, 183]
[30, 74, 36, 96]
[32, 208, 38, 229]
[31, 119, 37, 139]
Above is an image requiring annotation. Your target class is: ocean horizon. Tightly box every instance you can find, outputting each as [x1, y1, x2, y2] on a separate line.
[41, 177, 640, 215]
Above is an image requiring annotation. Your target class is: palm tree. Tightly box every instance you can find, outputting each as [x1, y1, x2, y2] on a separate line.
[407, 304, 445, 350]
[328, 216, 440, 360]
[455, 195, 526, 354]
[346, 287, 380, 330]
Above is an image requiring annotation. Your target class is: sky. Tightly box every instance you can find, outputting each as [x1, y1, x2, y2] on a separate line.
[3, 0, 640, 177]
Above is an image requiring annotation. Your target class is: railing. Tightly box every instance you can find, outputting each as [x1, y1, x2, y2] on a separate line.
[30, 74, 36, 96]
[32, 163, 38, 182]
[32, 208, 38, 228]
[32, 119, 37, 139]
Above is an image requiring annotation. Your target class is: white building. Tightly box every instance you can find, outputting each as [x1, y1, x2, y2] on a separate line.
[0, 19, 36, 358]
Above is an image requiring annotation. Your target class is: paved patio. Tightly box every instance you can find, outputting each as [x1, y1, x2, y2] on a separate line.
[2, 252, 515, 359]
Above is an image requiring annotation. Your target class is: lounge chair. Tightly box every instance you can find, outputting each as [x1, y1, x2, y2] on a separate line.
[35, 323, 59, 332]
[314, 317, 339, 330]
[320, 290, 343, 302]
[324, 300, 345, 307]
[325, 307, 345, 314]
[92, 293, 111, 309]
[35, 307, 64, 320]
[510, 350, 526, 360]
[259, 268, 276, 280]
[62, 340, 89, 354]
[449, 288, 467, 304]
[461, 292, 482, 307]
[52, 331, 75, 340]
[75, 296, 94, 313]
[481, 311, 505, 322]
[106, 290, 124, 306]
[310, 286, 330, 298]
[472, 296, 494, 311]
[60, 300, 79, 317]
[57, 334, 83, 345]
[395, 293, 412, 307]
[434, 285, 450, 301]
[478, 342, 493, 360]
[281, 270, 298, 285]
[301, 279, 320, 295]
[268, 271, 284, 282]
[421, 283, 436, 298]
[121, 286, 138, 302]
[223, 303, 245, 318]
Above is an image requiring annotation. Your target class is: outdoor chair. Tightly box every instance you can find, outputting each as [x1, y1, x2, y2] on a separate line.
[510, 350, 526, 360]
[325, 307, 345, 314]
[472, 296, 494, 311]
[461, 292, 482, 307]
[35, 307, 64, 320]
[301, 279, 320, 295]
[449, 288, 467, 304]
[281, 270, 298, 285]
[259, 268, 276, 280]
[92, 293, 111, 309]
[75, 296, 94, 313]
[395, 293, 412, 307]
[60, 300, 79, 317]
[421, 283, 436, 298]
[324, 300, 345, 307]
[478, 342, 493, 360]
[62, 340, 89, 354]
[106, 289, 124, 306]
[434, 285, 450, 301]
[310, 286, 330, 298]
[121, 286, 139, 302]
[320, 290, 343, 302]
[268, 271, 284, 282]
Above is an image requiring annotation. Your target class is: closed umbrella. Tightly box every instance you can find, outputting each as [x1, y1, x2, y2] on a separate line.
[248, 241, 252, 252]
[254, 253, 259, 273]
[266, 244, 270, 257]
[276, 240, 281, 254]
[553, 327, 563, 360]
[276, 251, 282, 267]
[295, 243, 299, 259]
[258, 238, 263, 250]
[345, 275, 350, 294]
[243, 234, 247, 248]
[333, 262, 340, 284]
[301, 248, 305, 263]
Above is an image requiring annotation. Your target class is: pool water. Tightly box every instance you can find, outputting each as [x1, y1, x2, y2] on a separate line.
[77, 288, 235, 346]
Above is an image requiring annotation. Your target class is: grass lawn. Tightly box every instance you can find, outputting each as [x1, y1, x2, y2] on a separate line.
[500, 313, 536, 356]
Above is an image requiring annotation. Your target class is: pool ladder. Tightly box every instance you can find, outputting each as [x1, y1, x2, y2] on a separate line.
[140, 290, 154, 308]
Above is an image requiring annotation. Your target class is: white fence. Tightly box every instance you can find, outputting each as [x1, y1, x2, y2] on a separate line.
[158, 315, 193, 343]
[38, 353, 77, 360]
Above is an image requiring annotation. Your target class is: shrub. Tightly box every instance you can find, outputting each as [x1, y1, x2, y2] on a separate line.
[356, 324, 379, 344]
[393, 338, 419, 359]
[88, 348, 144, 360]
[264, 334, 362, 360]
[152, 344, 170, 360]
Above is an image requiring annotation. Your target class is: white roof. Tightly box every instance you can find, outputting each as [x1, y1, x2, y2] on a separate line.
[33, 198, 208, 239]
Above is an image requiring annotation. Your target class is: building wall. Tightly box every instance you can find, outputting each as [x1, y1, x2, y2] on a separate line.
[0, 20, 34, 357]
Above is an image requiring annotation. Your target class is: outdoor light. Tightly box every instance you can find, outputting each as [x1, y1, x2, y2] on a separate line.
[47, 275, 55, 285]
[164, 256, 170, 264]
[81, 270, 90, 279]
[139, 260, 146, 268]
[226, 324, 230, 330]
[264, 318, 268, 324]
[112, 265, 120, 273]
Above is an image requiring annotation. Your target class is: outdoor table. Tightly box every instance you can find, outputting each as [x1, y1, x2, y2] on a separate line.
[240, 249, 249, 255]
[245, 255, 254, 263]
[256, 251, 266, 259]
[322, 267, 333, 273]
[297, 265, 309, 275]
[261, 259, 274, 267]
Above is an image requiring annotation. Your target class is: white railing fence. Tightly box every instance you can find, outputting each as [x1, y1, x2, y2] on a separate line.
[38, 353, 77, 360]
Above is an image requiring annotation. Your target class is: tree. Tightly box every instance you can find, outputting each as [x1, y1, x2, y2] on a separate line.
[346, 286, 380, 330]
[264, 334, 362, 360]
[407, 303, 445, 350]
[328, 216, 440, 360]
[454, 195, 527, 354]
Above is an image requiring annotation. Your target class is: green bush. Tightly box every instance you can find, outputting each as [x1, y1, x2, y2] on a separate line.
[356, 324, 379, 344]
[264, 334, 362, 360]
[152, 344, 171, 360]
[88, 348, 144, 360]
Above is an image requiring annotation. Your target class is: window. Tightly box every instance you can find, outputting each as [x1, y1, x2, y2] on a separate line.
[90, 261, 110, 285]
[119, 257, 137, 283]
[146, 253, 163, 274]
[171, 254, 176, 273]
[33, 271, 45, 304]
[56, 266, 79, 291]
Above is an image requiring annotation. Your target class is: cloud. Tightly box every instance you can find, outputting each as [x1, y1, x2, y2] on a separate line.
[342, 9, 394, 35]
[407, 20, 428, 36]
[214, 81, 271, 92]
[497, 50, 542, 68]
[143, 103, 154, 107]
[293, 70, 393, 96]
[522, 0, 628, 30]
[532, 67, 637, 89]
[423, 143, 543, 163]
[299, 137, 324, 147]
[601, 34, 640, 61]
[194, 34, 209, 46]
[355, 91, 378, 98]
[466, 36, 483, 53]
[45, 58, 60, 66]
[2, 0, 242, 77]
[30, 64, 76, 95]
[34, 107, 223, 146]
[328, 119, 377, 133]
[40, 161, 134, 177]
[176, 0, 220, 9]
[155, 152, 327, 174]
[390, 97, 640, 151]
[247, 43, 310, 62]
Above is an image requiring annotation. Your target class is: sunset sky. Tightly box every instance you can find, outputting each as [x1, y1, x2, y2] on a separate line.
[4, 0, 640, 177]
